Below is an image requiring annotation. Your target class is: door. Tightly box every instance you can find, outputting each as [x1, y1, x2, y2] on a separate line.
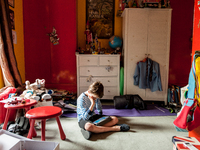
[23, 0, 77, 92]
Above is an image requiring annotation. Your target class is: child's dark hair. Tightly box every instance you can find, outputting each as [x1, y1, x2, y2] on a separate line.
[88, 81, 104, 98]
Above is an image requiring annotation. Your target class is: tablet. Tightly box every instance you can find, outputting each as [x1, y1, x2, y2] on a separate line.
[93, 116, 112, 126]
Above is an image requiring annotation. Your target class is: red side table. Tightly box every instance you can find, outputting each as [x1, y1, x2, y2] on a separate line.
[3, 99, 37, 130]
[25, 106, 66, 141]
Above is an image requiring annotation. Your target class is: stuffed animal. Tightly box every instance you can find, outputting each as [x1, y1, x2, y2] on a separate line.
[25, 81, 31, 90]
[20, 79, 52, 102]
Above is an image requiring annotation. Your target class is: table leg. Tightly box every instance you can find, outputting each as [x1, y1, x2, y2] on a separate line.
[41, 119, 46, 141]
[2, 109, 11, 130]
[25, 107, 37, 137]
[56, 116, 66, 140]
[27, 119, 35, 139]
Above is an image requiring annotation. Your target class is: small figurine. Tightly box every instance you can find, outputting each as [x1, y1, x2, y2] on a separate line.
[97, 42, 101, 53]
[167, 0, 171, 8]
[21, 99, 26, 104]
[84, 21, 93, 51]
[7, 98, 18, 105]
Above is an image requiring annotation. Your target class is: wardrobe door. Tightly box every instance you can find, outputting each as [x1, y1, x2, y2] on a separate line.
[122, 9, 172, 104]
[145, 9, 172, 101]
[123, 9, 148, 99]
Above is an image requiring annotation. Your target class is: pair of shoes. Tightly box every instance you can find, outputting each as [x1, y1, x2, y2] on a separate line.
[117, 124, 130, 131]
[81, 128, 92, 140]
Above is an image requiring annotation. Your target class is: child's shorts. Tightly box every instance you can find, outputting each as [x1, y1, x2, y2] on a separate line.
[78, 114, 103, 130]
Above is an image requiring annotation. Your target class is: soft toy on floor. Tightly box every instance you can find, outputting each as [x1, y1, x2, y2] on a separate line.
[29, 79, 45, 91]
[20, 79, 52, 102]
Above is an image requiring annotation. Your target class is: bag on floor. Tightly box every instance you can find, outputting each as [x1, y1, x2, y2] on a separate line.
[173, 52, 200, 132]
[113, 94, 146, 110]
[173, 98, 200, 132]
[8, 116, 30, 135]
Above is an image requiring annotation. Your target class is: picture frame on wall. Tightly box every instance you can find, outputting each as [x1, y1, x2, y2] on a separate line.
[8, 0, 14, 8]
[9, 9, 15, 30]
[86, 0, 115, 39]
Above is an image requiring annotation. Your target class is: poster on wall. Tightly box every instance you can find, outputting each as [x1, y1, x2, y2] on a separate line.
[86, 0, 114, 39]
[12, 30, 17, 44]
[9, 9, 15, 30]
[8, 0, 14, 8]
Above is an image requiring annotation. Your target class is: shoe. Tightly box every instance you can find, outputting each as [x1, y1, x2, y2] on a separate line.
[118, 124, 130, 131]
[81, 128, 92, 140]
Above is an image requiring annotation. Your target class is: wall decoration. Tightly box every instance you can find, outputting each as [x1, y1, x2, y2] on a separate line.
[86, 0, 114, 39]
[47, 27, 59, 45]
[8, 0, 14, 8]
[9, 9, 15, 30]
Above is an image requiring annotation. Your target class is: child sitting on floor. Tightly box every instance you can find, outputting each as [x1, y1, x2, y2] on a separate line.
[77, 81, 130, 140]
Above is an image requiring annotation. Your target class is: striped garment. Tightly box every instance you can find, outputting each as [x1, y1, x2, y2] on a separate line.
[77, 92, 102, 122]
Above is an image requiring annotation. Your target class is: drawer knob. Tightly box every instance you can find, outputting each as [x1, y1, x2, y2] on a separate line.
[108, 80, 110, 82]
[87, 75, 92, 82]
[108, 60, 110, 62]
[88, 70, 90, 72]
[105, 66, 111, 72]
[108, 90, 110, 92]
[87, 60, 90, 62]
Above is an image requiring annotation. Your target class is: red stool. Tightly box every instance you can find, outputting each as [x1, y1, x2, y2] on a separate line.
[25, 106, 66, 141]
[3, 99, 37, 130]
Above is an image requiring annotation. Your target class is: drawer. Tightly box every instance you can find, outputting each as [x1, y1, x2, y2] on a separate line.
[99, 56, 118, 66]
[104, 87, 119, 96]
[79, 56, 98, 66]
[80, 66, 118, 76]
[80, 77, 118, 87]
[79, 87, 119, 99]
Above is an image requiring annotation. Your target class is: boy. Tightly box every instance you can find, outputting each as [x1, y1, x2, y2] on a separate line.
[77, 81, 130, 140]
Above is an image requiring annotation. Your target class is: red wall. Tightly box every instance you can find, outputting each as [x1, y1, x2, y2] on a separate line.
[23, 0, 77, 92]
[23, 0, 195, 92]
[169, 0, 194, 87]
[192, 0, 200, 56]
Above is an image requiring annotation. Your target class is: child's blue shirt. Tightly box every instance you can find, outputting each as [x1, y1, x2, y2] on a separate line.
[77, 92, 102, 122]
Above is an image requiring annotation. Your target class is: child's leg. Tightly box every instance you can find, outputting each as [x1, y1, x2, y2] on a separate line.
[84, 122, 120, 133]
[102, 116, 118, 127]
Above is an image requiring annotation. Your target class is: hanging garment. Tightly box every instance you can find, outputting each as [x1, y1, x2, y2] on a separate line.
[133, 58, 162, 92]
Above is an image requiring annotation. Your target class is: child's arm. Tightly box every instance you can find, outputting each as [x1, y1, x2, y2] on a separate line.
[96, 98, 103, 115]
[77, 95, 94, 120]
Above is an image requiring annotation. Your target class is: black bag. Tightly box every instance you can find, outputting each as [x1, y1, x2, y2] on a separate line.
[114, 94, 146, 110]
[8, 116, 30, 135]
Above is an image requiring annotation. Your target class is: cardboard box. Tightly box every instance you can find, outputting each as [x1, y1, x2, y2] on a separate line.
[0, 130, 59, 150]
[172, 136, 200, 150]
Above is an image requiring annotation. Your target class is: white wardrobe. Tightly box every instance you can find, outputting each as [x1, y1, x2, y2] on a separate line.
[122, 8, 172, 105]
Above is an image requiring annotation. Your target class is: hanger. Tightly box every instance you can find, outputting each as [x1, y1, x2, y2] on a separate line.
[137, 54, 150, 64]
[141, 54, 150, 62]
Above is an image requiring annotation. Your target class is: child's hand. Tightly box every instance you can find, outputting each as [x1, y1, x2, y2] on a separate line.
[88, 95, 95, 104]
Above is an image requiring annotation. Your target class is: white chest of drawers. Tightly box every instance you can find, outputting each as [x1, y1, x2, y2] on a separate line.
[76, 54, 120, 99]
